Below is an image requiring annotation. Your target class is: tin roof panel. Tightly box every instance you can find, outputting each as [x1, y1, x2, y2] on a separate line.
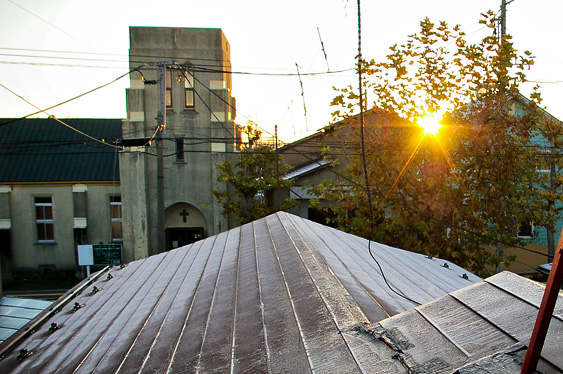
[0, 212, 481, 373]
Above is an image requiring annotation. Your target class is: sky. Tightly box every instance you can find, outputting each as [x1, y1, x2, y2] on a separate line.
[1, 0, 562, 143]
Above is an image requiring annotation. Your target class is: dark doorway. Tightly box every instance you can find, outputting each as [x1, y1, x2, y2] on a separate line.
[0, 229, 12, 277]
[166, 227, 204, 250]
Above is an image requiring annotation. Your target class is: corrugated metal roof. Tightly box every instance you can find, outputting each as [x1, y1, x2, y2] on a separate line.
[358, 271, 563, 373]
[0, 298, 52, 345]
[283, 159, 329, 180]
[0, 118, 122, 182]
[0, 212, 479, 373]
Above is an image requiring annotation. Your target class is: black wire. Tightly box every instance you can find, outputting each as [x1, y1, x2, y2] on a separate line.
[0, 65, 145, 128]
[356, 0, 422, 306]
[0, 56, 547, 274]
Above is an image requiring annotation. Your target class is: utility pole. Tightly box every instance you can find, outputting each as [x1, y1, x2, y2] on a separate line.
[150, 61, 175, 253]
[500, 0, 507, 43]
[275, 124, 280, 209]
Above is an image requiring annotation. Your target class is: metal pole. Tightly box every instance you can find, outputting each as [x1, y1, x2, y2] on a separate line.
[500, 0, 507, 43]
[521, 243, 563, 372]
[275, 124, 280, 209]
[156, 63, 166, 253]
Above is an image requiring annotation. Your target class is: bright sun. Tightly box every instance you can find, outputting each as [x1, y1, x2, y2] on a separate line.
[418, 113, 442, 135]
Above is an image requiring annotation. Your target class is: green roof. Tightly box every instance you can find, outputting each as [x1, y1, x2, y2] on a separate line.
[0, 118, 122, 183]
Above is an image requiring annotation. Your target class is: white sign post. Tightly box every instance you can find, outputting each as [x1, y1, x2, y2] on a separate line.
[77, 245, 94, 277]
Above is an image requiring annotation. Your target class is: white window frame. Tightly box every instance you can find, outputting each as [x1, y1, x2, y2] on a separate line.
[35, 197, 55, 243]
[184, 70, 195, 109]
[110, 196, 123, 243]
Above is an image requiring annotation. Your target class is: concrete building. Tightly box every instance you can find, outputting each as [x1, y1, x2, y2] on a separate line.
[120, 27, 240, 262]
[0, 118, 123, 278]
[0, 27, 240, 277]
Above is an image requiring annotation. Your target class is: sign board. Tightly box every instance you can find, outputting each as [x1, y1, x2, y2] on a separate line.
[77, 245, 94, 266]
[92, 244, 122, 265]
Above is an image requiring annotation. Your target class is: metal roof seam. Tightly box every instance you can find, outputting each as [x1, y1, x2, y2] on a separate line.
[252, 217, 311, 373]
[246, 221, 272, 373]
[448, 286, 521, 343]
[66, 248, 193, 372]
[414, 302, 472, 358]
[196, 231, 240, 373]
[353, 231, 474, 300]
[267, 213, 365, 372]
[263, 214, 315, 372]
[307, 219, 415, 313]
[286, 213, 391, 320]
[165, 234, 223, 373]
[102, 242, 204, 373]
[296, 217, 397, 318]
[484, 273, 563, 324]
[131, 239, 213, 373]
[0, 267, 109, 361]
[279, 215, 371, 372]
[229, 226, 242, 374]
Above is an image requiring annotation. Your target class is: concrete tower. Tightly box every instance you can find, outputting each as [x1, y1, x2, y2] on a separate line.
[120, 27, 239, 262]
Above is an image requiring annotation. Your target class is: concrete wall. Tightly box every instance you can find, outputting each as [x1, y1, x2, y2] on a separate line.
[2, 183, 119, 276]
[121, 27, 239, 261]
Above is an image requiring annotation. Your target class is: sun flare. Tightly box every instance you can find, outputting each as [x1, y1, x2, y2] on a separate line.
[418, 113, 443, 135]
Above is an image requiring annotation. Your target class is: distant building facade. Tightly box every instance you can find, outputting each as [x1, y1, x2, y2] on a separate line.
[120, 27, 239, 262]
[0, 119, 123, 278]
[279, 106, 563, 275]
[0, 27, 240, 277]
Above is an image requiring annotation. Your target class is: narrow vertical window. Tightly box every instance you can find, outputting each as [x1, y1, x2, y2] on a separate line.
[518, 222, 533, 238]
[35, 197, 54, 242]
[110, 196, 123, 243]
[184, 71, 195, 109]
[165, 69, 173, 108]
[175, 138, 185, 162]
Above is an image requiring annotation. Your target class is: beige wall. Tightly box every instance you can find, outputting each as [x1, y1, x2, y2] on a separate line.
[5, 183, 119, 275]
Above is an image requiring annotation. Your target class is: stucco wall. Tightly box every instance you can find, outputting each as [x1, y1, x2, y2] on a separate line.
[6, 183, 119, 275]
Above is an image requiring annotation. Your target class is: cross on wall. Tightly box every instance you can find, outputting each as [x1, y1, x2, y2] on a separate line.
[179, 209, 189, 223]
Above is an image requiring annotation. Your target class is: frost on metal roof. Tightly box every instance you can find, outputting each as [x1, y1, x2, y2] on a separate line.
[0, 298, 52, 345]
[0, 212, 479, 373]
[358, 271, 563, 373]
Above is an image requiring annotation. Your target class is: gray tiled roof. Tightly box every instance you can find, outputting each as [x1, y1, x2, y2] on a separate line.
[0, 118, 122, 182]
[0, 212, 479, 373]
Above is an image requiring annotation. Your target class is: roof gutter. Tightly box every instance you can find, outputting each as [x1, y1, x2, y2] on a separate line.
[0, 266, 111, 360]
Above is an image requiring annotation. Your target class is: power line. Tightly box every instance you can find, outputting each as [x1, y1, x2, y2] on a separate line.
[0, 65, 144, 127]
[0, 59, 547, 274]
[0, 47, 355, 77]
[7, 0, 94, 50]
[0, 83, 121, 149]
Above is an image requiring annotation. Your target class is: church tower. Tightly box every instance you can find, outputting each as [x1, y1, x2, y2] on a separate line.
[120, 27, 239, 261]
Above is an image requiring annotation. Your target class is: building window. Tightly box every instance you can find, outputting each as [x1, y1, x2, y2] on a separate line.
[35, 197, 54, 243]
[184, 71, 195, 109]
[110, 196, 123, 243]
[175, 138, 185, 162]
[518, 222, 534, 238]
[165, 69, 173, 108]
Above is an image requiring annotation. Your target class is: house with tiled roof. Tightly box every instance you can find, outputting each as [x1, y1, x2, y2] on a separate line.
[0, 118, 123, 278]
